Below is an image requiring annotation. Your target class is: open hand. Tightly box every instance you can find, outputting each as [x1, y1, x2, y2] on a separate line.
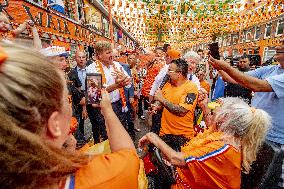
[112, 67, 131, 87]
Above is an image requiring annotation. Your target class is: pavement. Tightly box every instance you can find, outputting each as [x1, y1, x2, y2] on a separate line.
[82, 113, 151, 149]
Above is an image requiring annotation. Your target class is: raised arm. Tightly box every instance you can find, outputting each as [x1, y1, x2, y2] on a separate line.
[30, 25, 42, 50]
[100, 90, 135, 152]
[218, 70, 237, 84]
[208, 56, 272, 92]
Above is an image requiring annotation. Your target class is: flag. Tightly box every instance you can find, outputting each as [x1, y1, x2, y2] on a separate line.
[48, 0, 65, 14]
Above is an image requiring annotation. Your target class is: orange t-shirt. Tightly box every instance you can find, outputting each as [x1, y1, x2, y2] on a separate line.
[74, 149, 140, 189]
[172, 130, 241, 189]
[200, 80, 211, 94]
[159, 81, 198, 139]
[141, 62, 164, 97]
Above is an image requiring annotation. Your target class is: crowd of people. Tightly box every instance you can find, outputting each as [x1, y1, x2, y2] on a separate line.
[0, 10, 284, 189]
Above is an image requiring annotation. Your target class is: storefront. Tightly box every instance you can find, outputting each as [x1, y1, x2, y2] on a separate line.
[3, 0, 137, 55]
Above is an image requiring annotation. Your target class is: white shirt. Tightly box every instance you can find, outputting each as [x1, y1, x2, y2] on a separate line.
[187, 73, 200, 89]
[86, 61, 130, 103]
[149, 64, 170, 96]
[149, 65, 201, 96]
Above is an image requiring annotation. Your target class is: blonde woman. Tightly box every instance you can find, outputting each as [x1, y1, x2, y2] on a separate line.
[139, 96, 271, 189]
[0, 43, 139, 189]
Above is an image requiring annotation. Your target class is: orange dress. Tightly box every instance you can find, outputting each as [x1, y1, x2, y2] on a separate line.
[159, 81, 198, 139]
[71, 149, 140, 189]
[172, 130, 241, 189]
[141, 62, 164, 97]
[200, 80, 211, 94]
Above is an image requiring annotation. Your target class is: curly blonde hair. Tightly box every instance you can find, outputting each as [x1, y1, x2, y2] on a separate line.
[0, 42, 89, 189]
[214, 97, 271, 173]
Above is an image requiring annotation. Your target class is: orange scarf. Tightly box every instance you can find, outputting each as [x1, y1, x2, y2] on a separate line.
[95, 60, 128, 112]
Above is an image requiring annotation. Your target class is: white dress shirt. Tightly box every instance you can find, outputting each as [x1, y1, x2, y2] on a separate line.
[86, 61, 130, 103]
[149, 64, 170, 96]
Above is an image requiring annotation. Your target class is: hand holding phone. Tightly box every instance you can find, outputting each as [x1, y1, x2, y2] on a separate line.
[86, 73, 102, 105]
[208, 42, 220, 60]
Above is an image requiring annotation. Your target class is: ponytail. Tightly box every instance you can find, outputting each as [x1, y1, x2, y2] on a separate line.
[214, 97, 271, 174]
[241, 108, 271, 173]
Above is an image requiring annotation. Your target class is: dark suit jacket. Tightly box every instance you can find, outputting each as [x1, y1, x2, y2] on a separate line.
[67, 67, 84, 115]
[120, 63, 135, 109]
[68, 66, 82, 88]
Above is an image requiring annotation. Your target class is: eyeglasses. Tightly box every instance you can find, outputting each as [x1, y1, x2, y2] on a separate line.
[168, 70, 180, 74]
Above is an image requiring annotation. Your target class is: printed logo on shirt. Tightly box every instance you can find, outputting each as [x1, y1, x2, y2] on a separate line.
[185, 93, 196, 104]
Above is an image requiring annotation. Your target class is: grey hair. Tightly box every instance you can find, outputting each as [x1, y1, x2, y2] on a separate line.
[182, 51, 201, 63]
[215, 97, 270, 137]
[214, 97, 271, 173]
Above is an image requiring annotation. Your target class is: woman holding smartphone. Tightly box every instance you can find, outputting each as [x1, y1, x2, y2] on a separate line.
[0, 43, 140, 189]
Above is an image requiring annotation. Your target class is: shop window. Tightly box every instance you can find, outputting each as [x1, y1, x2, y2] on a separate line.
[264, 23, 272, 39]
[26, 0, 43, 6]
[254, 26, 260, 40]
[102, 17, 110, 38]
[263, 47, 276, 62]
[276, 19, 284, 36]
[65, 1, 77, 20]
[77, 0, 85, 23]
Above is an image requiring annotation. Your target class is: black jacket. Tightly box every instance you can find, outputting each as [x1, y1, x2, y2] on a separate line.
[67, 67, 85, 115]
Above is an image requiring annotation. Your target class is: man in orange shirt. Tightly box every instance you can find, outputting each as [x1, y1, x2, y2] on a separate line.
[152, 59, 198, 139]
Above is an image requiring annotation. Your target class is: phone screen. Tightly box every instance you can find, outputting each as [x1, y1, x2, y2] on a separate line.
[85, 73, 102, 104]
[209, 42, 220, 60]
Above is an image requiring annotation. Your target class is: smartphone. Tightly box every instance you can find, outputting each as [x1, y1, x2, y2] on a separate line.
[85, 73, 102, 104]
[208, 42, 220, 60]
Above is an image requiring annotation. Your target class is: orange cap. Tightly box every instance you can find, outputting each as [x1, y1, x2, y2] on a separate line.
[167, 49, 181, 59]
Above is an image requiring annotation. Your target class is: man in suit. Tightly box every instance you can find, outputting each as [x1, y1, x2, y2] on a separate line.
[68, 51, 87, 142]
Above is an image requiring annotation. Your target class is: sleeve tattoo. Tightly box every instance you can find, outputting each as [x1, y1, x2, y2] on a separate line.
[161, 99, 189, 117]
